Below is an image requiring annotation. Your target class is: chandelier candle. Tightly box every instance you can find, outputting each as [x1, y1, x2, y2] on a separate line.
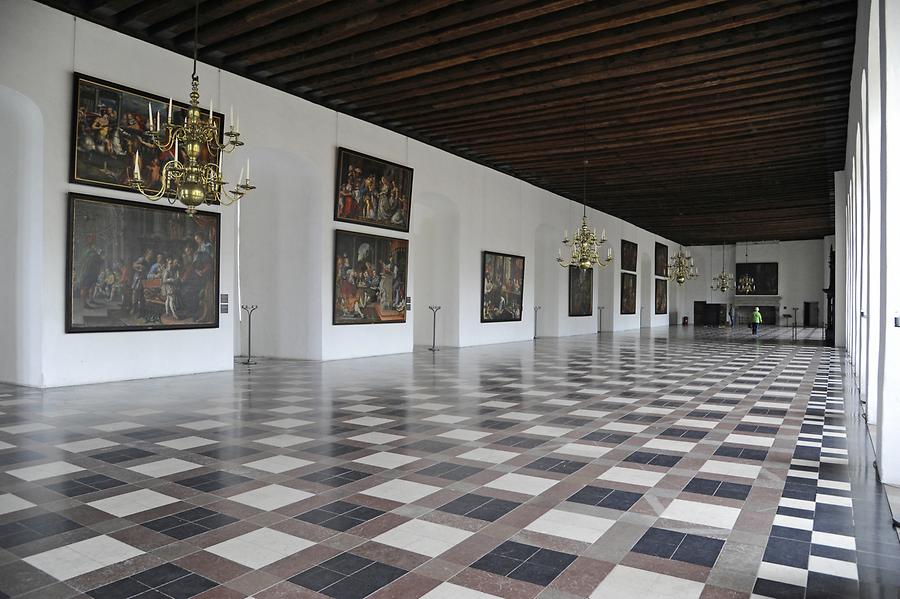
[128, 0, 255, 214]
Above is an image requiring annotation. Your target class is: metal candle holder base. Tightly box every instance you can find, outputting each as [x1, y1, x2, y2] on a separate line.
[428, 306, 441, 352]
[241, 304, 258, 365]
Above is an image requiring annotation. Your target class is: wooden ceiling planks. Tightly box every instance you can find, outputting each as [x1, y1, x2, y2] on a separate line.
[41, 0, 855, 244]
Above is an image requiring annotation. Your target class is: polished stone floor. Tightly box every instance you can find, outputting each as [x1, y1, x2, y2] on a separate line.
[0, 328, 897, 599]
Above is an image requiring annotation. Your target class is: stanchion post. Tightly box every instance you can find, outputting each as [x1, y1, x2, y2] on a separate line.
[241, 304, 258, 365]
[428, 305, 441, 352]
[533, 305, 542, 339]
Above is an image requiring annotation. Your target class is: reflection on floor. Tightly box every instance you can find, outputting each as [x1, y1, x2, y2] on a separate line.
[0, 328, 898, 599]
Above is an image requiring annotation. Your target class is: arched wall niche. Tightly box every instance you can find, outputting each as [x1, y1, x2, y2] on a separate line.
[0, 85, 43, 386]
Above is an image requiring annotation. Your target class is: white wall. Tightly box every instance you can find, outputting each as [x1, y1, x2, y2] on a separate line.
[0, 0, 680, 384]
[673, 240, 827, 326]
[0, 2, 235, 386]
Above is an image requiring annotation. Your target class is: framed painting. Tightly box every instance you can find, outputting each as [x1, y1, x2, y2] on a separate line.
[620, 272, 636, 315]
[621, 239, 637, 272]
[334, 147, 413, 232]
[654, 242, 668, 277]
[71, 73, 224, 194]
[481, 251, 525, 323]
[333, 229, 408, 325]
[655, 278, 668, 314]
[736, 262, 779, 295]
[568, 266, 593, 317]
[66, 193, 220, 333]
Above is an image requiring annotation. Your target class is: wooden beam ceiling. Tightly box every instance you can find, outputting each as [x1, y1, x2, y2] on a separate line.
[42, 0, 855, 244]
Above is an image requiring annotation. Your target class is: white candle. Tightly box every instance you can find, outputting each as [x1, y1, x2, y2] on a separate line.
[174, 138, 179, 161]
[601, 228, 606, 241]
[209, 98, 214, 121]
[558, 248, 562, 258]
[133, 151, 140, 179]
[156, 110, 160, 133]
[607, 247, 612, 259]
[237, 166, 244, 187]
[167, 98, 172, 123]
[229, 105, 234, 130]
[235, 114, 239, 135]
[246, 159, 250, 182]
[564, 229, 568, 240]
[148, 102, 153, 130]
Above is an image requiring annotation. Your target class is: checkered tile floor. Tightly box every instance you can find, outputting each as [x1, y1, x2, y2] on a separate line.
[0, 329, 887, 598]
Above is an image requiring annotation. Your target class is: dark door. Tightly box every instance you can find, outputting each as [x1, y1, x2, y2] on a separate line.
[804, 302, 819, 327]
[693, 301, 706, 326]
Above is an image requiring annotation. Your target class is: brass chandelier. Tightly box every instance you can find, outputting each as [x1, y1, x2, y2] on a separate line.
[557, 158, 613, 270]
[737, 242, 755, 294]
[711, 243, 734, 293]
[129, 1, 254, 215]
[667, 247, 698, 285]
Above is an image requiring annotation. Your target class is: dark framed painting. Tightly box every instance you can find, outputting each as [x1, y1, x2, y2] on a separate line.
[655, 278, 668, 314]
[620, 272, 636, 315]
[66, 193, 220, 333]
[736, 262, 779, 295]
[621, 239, 638, 272]
[568, 266, 593, 317]
[71, 73, 224, 194]
[334, 147, 413, 233]
[481, 251, 525, 323]
[654, 242, 668, 277]
[333, 229, 408, 325]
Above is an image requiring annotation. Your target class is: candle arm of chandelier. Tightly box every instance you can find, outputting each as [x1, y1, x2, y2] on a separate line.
[130, 159, 184, 202]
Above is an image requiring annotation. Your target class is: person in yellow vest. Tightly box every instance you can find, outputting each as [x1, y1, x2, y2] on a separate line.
[751, 307, 763, 335]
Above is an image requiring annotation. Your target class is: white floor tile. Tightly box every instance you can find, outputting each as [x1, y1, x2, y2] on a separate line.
[699, 459, 761, 479]
[525, 508, 615, 543]
[601, 422, 648, 433]
[55, 438, 118, 453]
[373, 519, 473, 557]
[423, 414, 469, 424]
[178, 419, 228, 431]
[362, 479, 441, 503]
[262, 418, 312, 428]
[353, 451, 420, 469]
[7, 461, 85, 481]
[437, 429, 491, 441]
[597, 466, 666, 487]
[725, 433, 775, 448]
[228, 484, 313, 511]
[127, 458, 202, 478]
[23, 535, 143, 580]
[485, 473, 558, 496]
[348, 432, 405, 444]
[590, 565, 704, 599]
[554, 443, 611, 459]
[756, 561, 809, 588]
[206, 527, 315, 568]
[254, 434, 314, 448]
[660, 498, 740, 529]
[243, 455, 313, 474]
[522, 425, 572, 437]
[498, 412, 541, 422]
[457, 448, 518, 463]
[88, 489, 179, 517]
[92, 421, 142, 432]
[345, 416, 395, 427]
[156, 436, 217, 450]
[0, 493, 36, 515]
[420, 582, 502, 599]
[642, 438, 697, 453]
[0, 423, 54, 434]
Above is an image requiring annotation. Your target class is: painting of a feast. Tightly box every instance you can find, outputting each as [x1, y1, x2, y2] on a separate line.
[333, 230, 408, 325]
[66, 193, 220, 333]
[71, 73, 222, 193]
[334, 147, 413, 232]
[481, 251, 525, 323]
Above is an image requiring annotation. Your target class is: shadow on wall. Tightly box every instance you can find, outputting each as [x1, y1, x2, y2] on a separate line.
[534, 223, 560, 338]
[640, 252, 652, 327]
[0, 85, 43, 386]
[412, 192, 460, 347]
[237, 147, 323, 360]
